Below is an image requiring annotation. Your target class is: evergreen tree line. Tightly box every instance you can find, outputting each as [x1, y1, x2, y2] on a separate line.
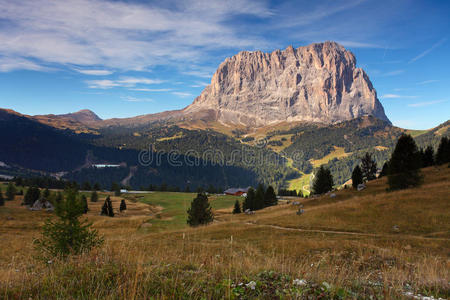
[277, 189, 303, 197]
[233, 184, 277, 213]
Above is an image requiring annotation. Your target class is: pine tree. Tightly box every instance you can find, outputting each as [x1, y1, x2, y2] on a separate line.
[93, 183, 101, 191]
[436, 136, 450, 165]
[82, 182, 92, 191]
[379, 161, 390, 178]
[43, 188, 50, 200]
[101, 199, 108, 216]
[187, 193, 213, 226]
[264, 185, 277, 207]
[6, 182, 16, 201]
[243, 187, 256, 211]
[55, 191, 63, 204]
[232, 200, 241, 214]
[90, 191, 98, 202]
[0, 187, 4, 206]
[312, 166, 334, 195]
[388, 134, 423, 190]
[81, 195, 88, 214]
[34, 189, 103, 258]
[255, 184, 265, 210]
[422, 146, 435, 167]
[107, 196, 114, 217]
[120, 199, 127, 212]
[360, 152, 377, 181]
[24, 186, 40, 205]
[351, 165, 363, 189]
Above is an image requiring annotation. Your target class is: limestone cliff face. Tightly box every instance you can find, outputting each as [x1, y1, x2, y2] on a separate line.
[185, 41, 390, 126]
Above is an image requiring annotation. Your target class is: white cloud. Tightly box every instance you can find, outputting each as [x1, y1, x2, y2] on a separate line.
[190, 81, 210, 88]
[380, 94, 417, 99]
[172, 92, 193, 98]
[417, 80, 439, 85]
[0, 0, 272, 71]
[408, 100, 447, 107]
[75, 69, 113, 76]
[0, 56, 50, 72]
[130, 88, 173, 92]
[121, 96, 153, 102]
[86, 77, 164, 89]
[382, 70, 404, 77]
[409, 38, 447, 63]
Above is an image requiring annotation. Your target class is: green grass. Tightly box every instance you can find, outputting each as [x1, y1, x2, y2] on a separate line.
[138, 192, 240, 231]
[406, 129, 429, 137]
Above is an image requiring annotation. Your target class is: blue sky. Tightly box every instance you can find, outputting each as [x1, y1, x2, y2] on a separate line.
[0, 0, 449, 129]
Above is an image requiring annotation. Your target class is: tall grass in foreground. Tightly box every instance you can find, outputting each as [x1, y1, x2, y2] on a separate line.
[1, 231, 448, 299]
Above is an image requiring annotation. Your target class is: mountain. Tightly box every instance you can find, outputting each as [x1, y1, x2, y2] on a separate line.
[185, 41, 390, 126]
[31, 109, 102, 133]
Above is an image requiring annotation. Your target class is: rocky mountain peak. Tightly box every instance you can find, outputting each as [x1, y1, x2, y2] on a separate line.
[185, 41, 389, 126]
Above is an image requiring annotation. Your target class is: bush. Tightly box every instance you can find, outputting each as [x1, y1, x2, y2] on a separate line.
[120, 199, 127, 212]
[34, 189, 103, 259]
[24, 186, 40, 205]
[6, 182, 16, 201]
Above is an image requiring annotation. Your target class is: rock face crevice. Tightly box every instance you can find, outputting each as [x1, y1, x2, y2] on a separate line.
[185, 41, 390, 126]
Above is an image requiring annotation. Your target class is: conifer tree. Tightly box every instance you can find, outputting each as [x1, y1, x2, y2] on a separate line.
[24, 186, 40, 205]
[255, 184, 265, 210]
[232, 200, 241, 214]
[93, 183, 101, 191]
[106, 196, 114, 217]
[361, 152, 377, 181]
[6, 182, 16, 201]
[388, 134, 423, 190]
[90, 191, 98, 202]
[55, 191, 63, 204]
[264, 185, 277, 207]
[34, 189, 103, 258]
[81, 195, 88, 214]
[436, 136, 450, 165]
[243, 187, 256, 211]
[422, 146, 435, 167]
[187, 193, 213, 226]
[43, 188, 50, 200]
[379, 161, 390, 178]
[101, 199, 108, 216]
[312, 166, 334, 195]
[0, 187, 4, 206]
[351, 165, 363, 189]
[120, 199, 127, 212]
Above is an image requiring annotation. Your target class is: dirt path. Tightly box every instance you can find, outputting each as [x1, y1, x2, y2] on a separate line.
[243, 222, 450, 241]
[121, 166, 137, 186]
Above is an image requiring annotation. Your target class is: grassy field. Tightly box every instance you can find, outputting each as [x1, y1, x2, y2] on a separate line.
[310, 146, 352, 168]
[0, 166, 449, 299]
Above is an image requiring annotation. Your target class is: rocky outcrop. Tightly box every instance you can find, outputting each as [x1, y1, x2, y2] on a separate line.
[185, 41, 390, 126]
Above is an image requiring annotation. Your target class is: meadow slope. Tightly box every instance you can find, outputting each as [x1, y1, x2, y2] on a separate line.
[0, 166, 449, 299]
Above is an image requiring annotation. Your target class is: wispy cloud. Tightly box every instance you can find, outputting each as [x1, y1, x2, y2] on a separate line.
[86, 77, 164, 89]
[190, 81, 210, 88]
[75, 69, 113, 76]
[172, 92, 193, 98]
[382, 70, 404, 77]
[380, 94, 417, 99]
[409, 38, 447, 63]
[0, 0, 272, 71]
[121, 96, 153, 103]
[408, 100, 447, 107]
[130, 88, 173, 92]
[417, 79, 439, 85]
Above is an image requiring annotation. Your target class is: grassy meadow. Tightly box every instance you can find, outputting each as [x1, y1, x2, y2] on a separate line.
[0, 166, 449, 299]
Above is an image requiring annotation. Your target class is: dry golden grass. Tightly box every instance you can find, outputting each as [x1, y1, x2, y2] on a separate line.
[0, 166, 449, 299]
